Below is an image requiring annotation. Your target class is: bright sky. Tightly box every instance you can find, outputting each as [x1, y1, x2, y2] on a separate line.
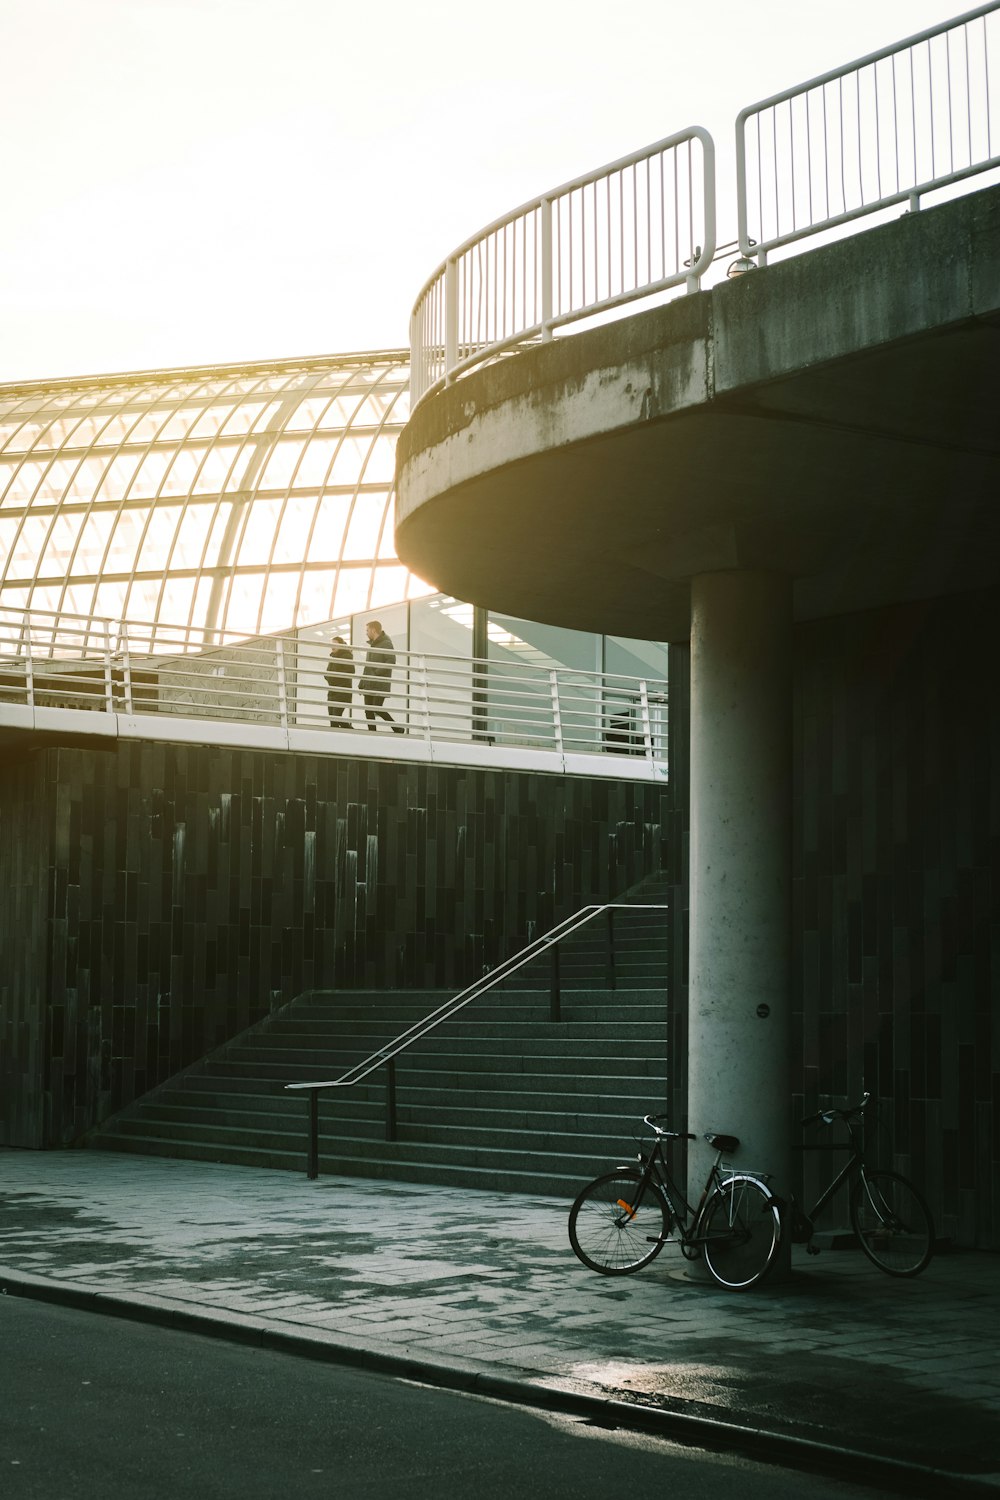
[0, 0, 962, 383]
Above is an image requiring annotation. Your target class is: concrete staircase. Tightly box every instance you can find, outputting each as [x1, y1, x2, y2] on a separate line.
[87, 891, 670, 1197]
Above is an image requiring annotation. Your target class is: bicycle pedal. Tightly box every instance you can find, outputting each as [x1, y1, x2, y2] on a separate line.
[806, 1243, 821, 1256]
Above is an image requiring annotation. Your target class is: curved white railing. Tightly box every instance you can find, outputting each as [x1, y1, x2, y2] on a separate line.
[737, 2, 1000, 262]
[0, 610, 667, 768]
[410, 127, 716, 407]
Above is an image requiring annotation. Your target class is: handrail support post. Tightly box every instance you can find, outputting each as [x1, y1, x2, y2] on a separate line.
[307, 1089, 319, 1180]
[550, 942, 561, 1022]
[386, 1058, 398, 1142]
[605, 907, 616, 990]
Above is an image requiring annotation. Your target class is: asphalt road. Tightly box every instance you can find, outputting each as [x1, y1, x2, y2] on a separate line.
[1, 1297, 896, 1499]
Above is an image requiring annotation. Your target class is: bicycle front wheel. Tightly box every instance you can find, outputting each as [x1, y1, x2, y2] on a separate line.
[568, 1170, 671, 1275]
[700, 1176, 781, 1290]
[850, 1169, 934, 1277]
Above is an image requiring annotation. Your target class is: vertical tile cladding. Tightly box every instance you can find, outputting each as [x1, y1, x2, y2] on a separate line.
[0, 748, 50, 1146]
[793, 586, 1000, 1249]
[2, 742, 670, 1145]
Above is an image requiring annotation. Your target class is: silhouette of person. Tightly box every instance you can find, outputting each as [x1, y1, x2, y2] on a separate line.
[358, 619, 402, 732]
[324, 635, 354, 726]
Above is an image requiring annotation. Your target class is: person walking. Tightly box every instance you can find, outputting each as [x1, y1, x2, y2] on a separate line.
[358, 619, 402, 732]
[324, 635, 354, 726]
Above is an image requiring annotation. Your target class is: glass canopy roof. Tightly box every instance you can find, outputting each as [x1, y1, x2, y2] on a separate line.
[0, 350, 432, 644]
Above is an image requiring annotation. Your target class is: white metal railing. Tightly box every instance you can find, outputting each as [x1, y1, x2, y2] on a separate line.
[0, 611, 667, 767]
[737, 3, 1000, 262]
[0, 604, 245, 660]
[410, 128, 716, 407]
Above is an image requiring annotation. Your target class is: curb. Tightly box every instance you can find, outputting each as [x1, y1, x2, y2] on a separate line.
[2, 1267, 996, 1498]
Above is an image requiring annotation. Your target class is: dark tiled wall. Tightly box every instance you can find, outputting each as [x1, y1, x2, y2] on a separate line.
[793, 590, 1000, 1249]
[0, 743, 669, 1148]
[0, 750, 50, 1147]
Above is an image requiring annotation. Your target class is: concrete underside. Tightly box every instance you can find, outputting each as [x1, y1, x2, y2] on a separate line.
[396, 184, 1000, 640]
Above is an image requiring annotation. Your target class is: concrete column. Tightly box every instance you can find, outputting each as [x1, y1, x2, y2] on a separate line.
[687, 570, 793, 1214]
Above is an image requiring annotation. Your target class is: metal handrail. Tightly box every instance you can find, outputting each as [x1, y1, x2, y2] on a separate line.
[0, 609, 667, 767]
[410, 128, 716, 407]
[737, 2, 1000, 261]
[285, 902, 668, 1178]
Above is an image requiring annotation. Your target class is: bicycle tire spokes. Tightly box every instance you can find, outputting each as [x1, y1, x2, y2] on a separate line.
[851, 1169, 934, 1277]
[701, 1176, 781, 1290]
[568, 1170, 672, 1276]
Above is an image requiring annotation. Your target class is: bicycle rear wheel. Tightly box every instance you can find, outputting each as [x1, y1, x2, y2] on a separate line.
[850, 1169, 934, 1277]
[700, 1176, 781, 1290]
[568, 1170, 671, 1275]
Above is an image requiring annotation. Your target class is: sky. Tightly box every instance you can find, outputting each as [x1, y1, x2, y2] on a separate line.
[0, 0, 965, 384]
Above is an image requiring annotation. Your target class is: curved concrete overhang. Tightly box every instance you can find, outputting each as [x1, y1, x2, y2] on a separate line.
[396, 184, 1000, 639]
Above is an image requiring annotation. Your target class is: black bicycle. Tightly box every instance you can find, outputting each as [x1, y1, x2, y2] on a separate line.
[791, 1092, 934, 1277]
[568, 1114, 782, 1291]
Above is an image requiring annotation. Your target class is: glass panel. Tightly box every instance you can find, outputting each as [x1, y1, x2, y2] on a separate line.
[368, 566, 410, 611]
[94, 450, 144, 502]
[259, 436, 307, 492]
[341, 498, 384, 560]
[33, 457, 81, 505]
[409, 595, 474, 659]
[270, 496, 319, 566]
[333, 569, 374, 619]
[361, 437, 397, 485]
[103, 510, 151, 575]
[72, 512, 117, 575]
[169, 504, 215, 570]
[136, 506, 182, 570]
[295, 570, 337, 626]
[39, 514, 84, 578]
[2, 458, 47, 506]
[604, 636, 669, 682]
[231, 498, 280, 567]
[305, 493, 352, 561]
[258, 573, 301, 635]
[0, 516, 19, 570]
[487, 612, 601, 673]
[91, 581, 129, 622]
[129, 448, 172, 499]
[294, 436, 340, 488]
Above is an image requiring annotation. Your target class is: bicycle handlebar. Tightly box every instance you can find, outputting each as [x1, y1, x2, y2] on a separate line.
[800, 1091, 871, 1128]
[643, 1113, 696, 1140]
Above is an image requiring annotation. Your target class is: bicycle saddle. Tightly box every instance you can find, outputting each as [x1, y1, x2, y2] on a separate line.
[704, 1132, 739, 1152]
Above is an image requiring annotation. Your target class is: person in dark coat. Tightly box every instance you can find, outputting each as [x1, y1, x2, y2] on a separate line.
[324, 635, 354, 726]
[358, 619, 402, 732]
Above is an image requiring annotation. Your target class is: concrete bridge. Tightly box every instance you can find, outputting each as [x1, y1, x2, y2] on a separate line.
[396, 147, 1000, 1236]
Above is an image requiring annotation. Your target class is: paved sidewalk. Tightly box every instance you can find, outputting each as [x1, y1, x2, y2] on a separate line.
[1, 1148, 997, 1494]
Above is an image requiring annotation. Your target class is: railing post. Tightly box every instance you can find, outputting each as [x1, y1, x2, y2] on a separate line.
[386, 1058, 398, 1142]
[445, 258, 458, 382]
[638, 680, 653, 757]
[120, 646, 134, 714]
[550, 942, 561, 1022]
[413, 654, 432, 742]
[605, 907, 617, 991]
[307, 1089, 319, 1180]
[102, 622, 115, 713]
[275, 638, 289, 729]
[23, 632, 34, 707]
[550, 669, 563, 754]
[541, 195, 553, 340]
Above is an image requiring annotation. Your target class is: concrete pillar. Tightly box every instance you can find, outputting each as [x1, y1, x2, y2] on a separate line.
[687, 570, 793, 1216]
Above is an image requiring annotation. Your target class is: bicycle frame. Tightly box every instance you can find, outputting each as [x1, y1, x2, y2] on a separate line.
[795, 1094, 871, 1235]
[625, 1130, 736, 1251]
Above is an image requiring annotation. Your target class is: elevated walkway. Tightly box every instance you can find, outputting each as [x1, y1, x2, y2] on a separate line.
[0, 607, 667, 782]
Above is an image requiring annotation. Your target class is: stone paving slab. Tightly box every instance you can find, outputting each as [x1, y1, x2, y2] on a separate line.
[1, 1148, 997, 1492]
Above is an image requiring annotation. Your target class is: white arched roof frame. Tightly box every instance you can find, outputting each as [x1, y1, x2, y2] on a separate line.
[0, 351, 420, 645]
